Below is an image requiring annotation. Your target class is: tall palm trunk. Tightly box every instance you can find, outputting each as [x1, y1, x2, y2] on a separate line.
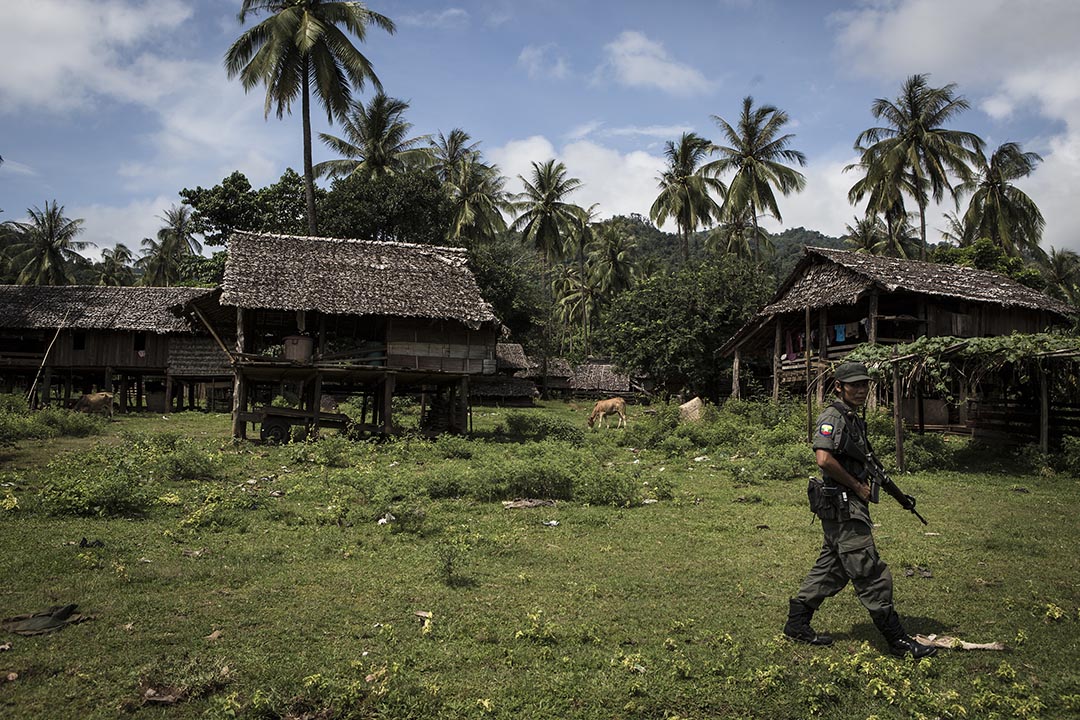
[301, 56, 318, 236]
[751, 201, 761, 263]
[917, 199, 927, 260]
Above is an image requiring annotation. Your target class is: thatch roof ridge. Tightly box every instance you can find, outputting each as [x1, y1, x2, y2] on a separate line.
[0, 285, 210, 333]
[221, 231, 498, 327]
[799, 246, 1074, 315]
[495, 342, 533, 371]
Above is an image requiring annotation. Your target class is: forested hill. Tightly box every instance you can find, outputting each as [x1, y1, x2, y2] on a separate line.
[768, 226, 846, 279]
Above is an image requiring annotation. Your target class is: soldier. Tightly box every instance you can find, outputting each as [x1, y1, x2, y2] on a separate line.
[783, 361, 937, 658]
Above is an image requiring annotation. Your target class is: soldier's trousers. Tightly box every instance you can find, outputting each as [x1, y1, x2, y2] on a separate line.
[795, 518, 894, 615]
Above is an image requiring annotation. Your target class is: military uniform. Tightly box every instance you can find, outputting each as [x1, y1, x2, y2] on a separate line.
[783, 361, 936, 658]
[795, 401, 895, 617]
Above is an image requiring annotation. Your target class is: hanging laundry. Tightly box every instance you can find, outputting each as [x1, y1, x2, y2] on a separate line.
[834, 324, 846, 342]
[846, 321, 860, 339]
[785, 330, 794, 360]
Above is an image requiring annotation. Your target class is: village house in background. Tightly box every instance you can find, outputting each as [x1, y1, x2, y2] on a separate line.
[179, 232, 501, 440]
[0, 285, 231, 412]
[720, 247, 1077, 445]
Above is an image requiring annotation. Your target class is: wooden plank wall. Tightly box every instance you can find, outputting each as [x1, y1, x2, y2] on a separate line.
[387, 318, 497, 375]
[48, 330, 170, 369]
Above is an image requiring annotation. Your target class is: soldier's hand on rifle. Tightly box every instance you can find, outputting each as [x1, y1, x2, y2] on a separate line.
[855, 482, 872, 503]
[901, 494, 917, 511]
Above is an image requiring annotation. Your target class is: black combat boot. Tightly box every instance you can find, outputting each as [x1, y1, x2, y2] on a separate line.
[783, 599, 833, 646]
[871, 609, 937, 658]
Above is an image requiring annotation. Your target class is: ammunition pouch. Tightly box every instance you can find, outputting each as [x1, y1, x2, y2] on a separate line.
[807, 477, 842, 521]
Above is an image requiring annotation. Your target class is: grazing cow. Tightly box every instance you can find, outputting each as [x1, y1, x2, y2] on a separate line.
[587, 397, 627, 429]
[72, 392, 114, 419]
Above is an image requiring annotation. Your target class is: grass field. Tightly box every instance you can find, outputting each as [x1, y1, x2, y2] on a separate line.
[0, 400, 1078, 719]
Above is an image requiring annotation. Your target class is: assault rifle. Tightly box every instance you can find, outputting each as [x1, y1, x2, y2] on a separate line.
[865, 449, 928, 525]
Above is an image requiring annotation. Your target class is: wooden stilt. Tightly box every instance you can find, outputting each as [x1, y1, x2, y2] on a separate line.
[731, 349, 741, 400]
[164, 373, 172, 415]
[893, 349, 905, 472]
[382, 374, 395, 435]
[816, 309, 828, 406]
[1039, 364, 1049, 454]
[772, 319, 782, 403]
[805, 306, 813, 442]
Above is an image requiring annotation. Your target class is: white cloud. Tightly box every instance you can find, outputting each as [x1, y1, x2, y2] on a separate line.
[0, 0, 192, 113]
[0, 160, 37, 177]
[604, 124, 696, 140]
[398, 8, 469, 29]
[566, 121, 605, 141]
[518, 44, 570, 80]
[758, 151, 861, 238]
[831, 0, 1080, 253]
[597, 31, 713, 96]
[70, 196, 175, 261]
[490, 135, 666, 225]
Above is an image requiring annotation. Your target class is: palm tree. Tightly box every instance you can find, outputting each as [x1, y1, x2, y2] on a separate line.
[510, 159, 587, 272]
[705, 96, 806, 261]
[4, 201, 91, 285]
[938, 211, 970, 245]
[589, 223, 638, 297]
[94, 243, 135, 286]
[431, 128, 480, 183]
[958, 142, 1045, 258]
[1040, 247, 1080, 305]
[138, 206, 203, 287]
[708, 209, 770, 260]
[649, 132, 725, 263]
[314, 92, 431, 180]
[851, 74, 983, 259]
[843, 215, 888, 254]
[225, 0, 395, 235]
[445, 155, 512, 246]
[880, 212, 920, 259]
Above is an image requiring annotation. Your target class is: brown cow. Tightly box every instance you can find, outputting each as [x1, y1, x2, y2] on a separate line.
[587, 397, 627, 429]
[72, 392, 114, 419]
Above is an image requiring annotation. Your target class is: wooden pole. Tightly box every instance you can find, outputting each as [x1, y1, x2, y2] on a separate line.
[772, 319, 782, 403]
[892, 348, 905, 472]
[382, 374, 395, 435]
[731, 349, 741, 400]
[312, 371, 323, 438]
[1039, 364, 1049, 454]
[805, 306, 813, 442]
[816, 310, 827, 405]
[164, 372, 172, 415]
[231, 308, 246, 439]
[867, 291, 879, 412]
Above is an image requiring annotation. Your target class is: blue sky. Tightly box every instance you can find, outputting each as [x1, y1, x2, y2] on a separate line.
[3, 0, 1079, 258]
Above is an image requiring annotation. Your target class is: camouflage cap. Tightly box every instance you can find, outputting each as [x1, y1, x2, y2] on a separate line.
[834, 361, 872, 383]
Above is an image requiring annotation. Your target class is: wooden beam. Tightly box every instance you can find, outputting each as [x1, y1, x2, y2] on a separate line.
[231, 370, 246, 439]
[893, 348, 905, 472]
[1039, 364, 1049, 454]
[868, 291, 879, 344]
[164, 372, 172, 415]
[772, 319, 782, 403]
[191, 305, 235, 363]
[312, 371, 323, 438]
[382, 373, 395, 435]
[805, 306, 813, 442]
[816, 309, 827, 405]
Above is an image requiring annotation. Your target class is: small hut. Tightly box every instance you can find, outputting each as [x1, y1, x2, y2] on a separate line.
[0, 285, 229, 411]
[183, 232, 501, 438]
[470, 343, 538, 405]
[569, 362, 633, 397]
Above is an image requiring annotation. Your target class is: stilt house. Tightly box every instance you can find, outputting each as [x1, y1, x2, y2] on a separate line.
[182, 232, 500, 439]
[719, 247, 1075, 430]
[0, 285, 231, 411]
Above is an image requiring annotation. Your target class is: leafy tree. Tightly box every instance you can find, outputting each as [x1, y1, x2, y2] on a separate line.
[937, 211, 969, 245]
[596, 255, 771, 399]
[958, 142, 1045, 258]
[314, 92, 431, 180]
[510, 159, 587, 272]
[225, 0, 395, 234]
[851, 74, 983, 260]
[179, 171, 261, 245]
[649, 132, 724, 263]
[709, 208, 769, 260]
[181, 169, 317, 244]
[93, 243, 135, 286]
[318, 167, 452, 244]
[931, 237, 1045, 290]
[178, 251, 228, 287]
[467, 234, 545, 340]
[3, 201, 91, 285]
[589, 223, 638, 297]
[705, 96, 806, 261]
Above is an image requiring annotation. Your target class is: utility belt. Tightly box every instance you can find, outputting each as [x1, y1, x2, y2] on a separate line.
[807, 476, 852, 522]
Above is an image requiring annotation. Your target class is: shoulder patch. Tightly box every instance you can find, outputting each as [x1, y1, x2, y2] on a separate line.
[818, 423, 834, 437]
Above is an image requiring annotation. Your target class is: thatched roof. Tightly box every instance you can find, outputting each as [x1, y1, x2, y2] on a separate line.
[0, 285, 211, 333]
[518, 357, 573, 379]
[719, 246, 1075, 356]
[570, 363, 632, 394]
[168, 336, 232, 377]
[221, 232, 498, 328]
[496, 343, 533, 372]
[765, 247, 1074, 316]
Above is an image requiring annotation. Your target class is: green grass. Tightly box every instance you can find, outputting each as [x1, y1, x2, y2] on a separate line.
[0, 402, 1078, 719]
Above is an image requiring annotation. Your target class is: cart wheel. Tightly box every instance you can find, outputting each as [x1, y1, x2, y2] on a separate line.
[261, 419, 290, 444]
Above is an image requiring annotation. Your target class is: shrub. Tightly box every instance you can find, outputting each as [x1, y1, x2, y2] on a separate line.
[1056, 436, 1080, 476]
[620, 402, 680, 449]
[575, 465, 641, 506]
[904, 432, 952, 472]
[434, 434, 473, 459]
[157, 440, 222, 481]
[0, 396, 104, 444]
[504, 412, 585, 444]
[38, 449, 153, 518]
